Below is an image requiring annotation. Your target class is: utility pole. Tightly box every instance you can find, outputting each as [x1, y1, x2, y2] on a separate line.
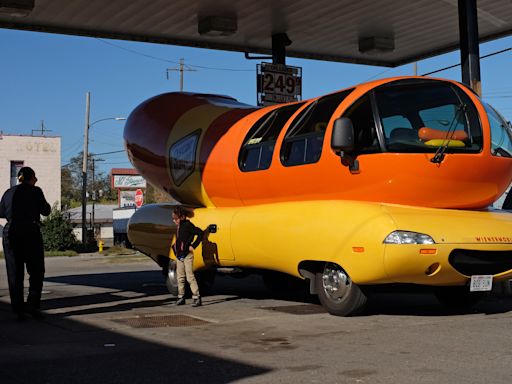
[166, 58, 196, 91]
[91, 156, 104, 239]
[82, 92, 90, 245]
[91, 157, 96, 235]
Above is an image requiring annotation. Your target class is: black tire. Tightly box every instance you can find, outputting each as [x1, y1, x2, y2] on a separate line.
[315, 262, 367, 316]
[434, 286, 487, 308]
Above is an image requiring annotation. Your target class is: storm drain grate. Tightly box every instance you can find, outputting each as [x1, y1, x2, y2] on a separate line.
[111, 314, 211, 328]
[261, 304, 326, 315]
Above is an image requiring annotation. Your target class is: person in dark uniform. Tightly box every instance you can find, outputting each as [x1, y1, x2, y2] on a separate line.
[0, 167, 51, 320]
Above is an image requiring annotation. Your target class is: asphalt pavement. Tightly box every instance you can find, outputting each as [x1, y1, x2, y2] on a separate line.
[1, 253, 512, 384]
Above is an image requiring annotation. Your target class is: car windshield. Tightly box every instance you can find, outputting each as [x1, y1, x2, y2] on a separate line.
[484, 102, 512, 157]
[375, 81, 482, 153]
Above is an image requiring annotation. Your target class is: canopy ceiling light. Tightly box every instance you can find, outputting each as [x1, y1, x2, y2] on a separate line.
[0, 0, 34, 17]
[358, 36, 395, 53]
[198, 15, 237, 36]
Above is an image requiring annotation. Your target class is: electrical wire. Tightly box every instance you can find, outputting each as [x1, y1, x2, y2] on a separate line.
[421, 47, 512, 76]
[95, 38, 254, 72]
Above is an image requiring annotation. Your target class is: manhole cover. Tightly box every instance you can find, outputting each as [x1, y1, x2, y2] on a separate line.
[262, 304, 326, 315]
[111, 314, 211, 328]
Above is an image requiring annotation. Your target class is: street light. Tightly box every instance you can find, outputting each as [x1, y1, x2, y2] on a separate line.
[81, 91, 126, 245]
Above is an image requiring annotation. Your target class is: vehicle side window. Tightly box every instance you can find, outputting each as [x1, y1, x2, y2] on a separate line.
[485, 103, 512, 157]
[343, 95, 380, 154]
[239, 103, 304, 171]
[281, 90, 352, 166]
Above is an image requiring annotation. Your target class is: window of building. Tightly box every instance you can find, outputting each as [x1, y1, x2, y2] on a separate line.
[281, 89, 353, 166]
[10, 161, 24, 187]
[239, 103, 304, 171]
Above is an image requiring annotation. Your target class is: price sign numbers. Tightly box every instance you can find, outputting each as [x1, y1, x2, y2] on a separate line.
[257, 63, 302, 106]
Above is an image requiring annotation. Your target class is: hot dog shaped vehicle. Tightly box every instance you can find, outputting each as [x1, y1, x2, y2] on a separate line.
[125, 76, 512, 315]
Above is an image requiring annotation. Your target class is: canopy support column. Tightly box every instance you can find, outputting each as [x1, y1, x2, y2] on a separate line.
[458, 0, 481, 96]
[272, 33, 292, 65]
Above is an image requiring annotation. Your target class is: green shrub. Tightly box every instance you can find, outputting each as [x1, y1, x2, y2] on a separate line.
[41, 208, 78, 251]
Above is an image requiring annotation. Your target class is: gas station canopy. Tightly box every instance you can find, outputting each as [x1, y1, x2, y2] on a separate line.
[0, 0, 511, 67]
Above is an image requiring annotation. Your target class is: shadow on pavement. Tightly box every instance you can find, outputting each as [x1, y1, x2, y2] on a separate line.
[44, 270, 512, 318]
[0, 300, 271, 384]
[362, 289, 512, 317]
[43, 270, 316, 317]
[45, 270, 165, 292]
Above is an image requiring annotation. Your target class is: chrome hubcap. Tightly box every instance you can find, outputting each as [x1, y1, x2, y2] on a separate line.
[165, 261, 178, 294]
[322, 263, 351, 301]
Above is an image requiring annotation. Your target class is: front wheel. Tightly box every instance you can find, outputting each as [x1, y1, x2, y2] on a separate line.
[315, 263, 367, 316]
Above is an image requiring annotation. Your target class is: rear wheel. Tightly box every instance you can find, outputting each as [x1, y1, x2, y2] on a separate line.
[165, 260, 178, 296]
[165, 259, 216, 297]
[315, 262, 367, 316]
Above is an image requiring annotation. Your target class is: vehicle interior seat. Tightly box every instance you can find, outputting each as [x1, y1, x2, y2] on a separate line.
[389, 127, 419, 143]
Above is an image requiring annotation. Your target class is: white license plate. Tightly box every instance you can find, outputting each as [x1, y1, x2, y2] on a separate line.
[470, 275, 493, 292]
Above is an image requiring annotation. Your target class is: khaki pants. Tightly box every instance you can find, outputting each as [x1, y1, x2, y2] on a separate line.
[176, 252, 200, 298]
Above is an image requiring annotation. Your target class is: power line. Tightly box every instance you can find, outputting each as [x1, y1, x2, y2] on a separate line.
[363, 47, 512, 82]
[421, 47, 512, 76]
[101, 161, 133, 165]
[62, 141, 83, 157]
[95, 38, 254, 72]
[91, 149, 126, 156]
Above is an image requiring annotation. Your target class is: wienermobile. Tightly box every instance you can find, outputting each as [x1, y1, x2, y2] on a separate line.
[125, 76, 512, 316]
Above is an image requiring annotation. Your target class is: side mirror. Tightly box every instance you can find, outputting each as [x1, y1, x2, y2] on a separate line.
[207, 224, 217, 233]
[331, 117, 355, 153]
[331, 117, 359, 173]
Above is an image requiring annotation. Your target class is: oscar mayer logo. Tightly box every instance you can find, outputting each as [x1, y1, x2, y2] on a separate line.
[169, 130, 200, 186]
[475, 236, 512, 243]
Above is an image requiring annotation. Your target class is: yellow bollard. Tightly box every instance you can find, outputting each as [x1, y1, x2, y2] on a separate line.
[98, 240, 104, 253]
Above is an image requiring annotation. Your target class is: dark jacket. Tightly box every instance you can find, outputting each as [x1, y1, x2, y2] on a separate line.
[0, 184, 51, 234]
[172, 219, 204, 260]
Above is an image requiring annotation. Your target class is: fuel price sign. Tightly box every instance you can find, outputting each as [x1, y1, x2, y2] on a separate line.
[257, 63, 302, 106]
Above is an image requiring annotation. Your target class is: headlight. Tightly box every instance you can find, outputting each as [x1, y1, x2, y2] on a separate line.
[383, 231, 435, 244]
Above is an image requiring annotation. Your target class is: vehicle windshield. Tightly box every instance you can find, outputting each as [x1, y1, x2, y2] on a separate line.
[484, 102, 512, 157]
[375, 81, 482, 153]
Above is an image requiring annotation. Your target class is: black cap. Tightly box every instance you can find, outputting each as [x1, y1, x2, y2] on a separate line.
[17, 167, 36, 183]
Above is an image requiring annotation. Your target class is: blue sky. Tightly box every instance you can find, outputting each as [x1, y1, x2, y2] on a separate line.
[0, 28, 511, 174]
